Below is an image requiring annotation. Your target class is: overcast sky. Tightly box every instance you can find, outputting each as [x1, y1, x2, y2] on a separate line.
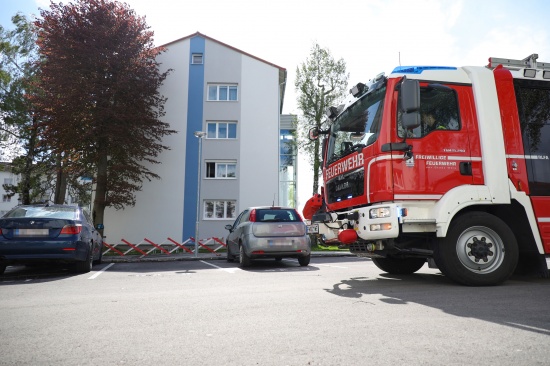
[2, 0, 550, 208]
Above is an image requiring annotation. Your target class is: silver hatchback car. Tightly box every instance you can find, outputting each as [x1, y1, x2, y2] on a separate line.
[225, 206, 311, 268]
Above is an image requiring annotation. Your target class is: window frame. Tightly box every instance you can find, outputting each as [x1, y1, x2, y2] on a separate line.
[203, 200, 237, 220]
[205, 161, 237, 179]
[207, 84, 238, 101]
[191, 53, 203, 64]
[397, 85, 461, 139]
[206, 121, 237, 139]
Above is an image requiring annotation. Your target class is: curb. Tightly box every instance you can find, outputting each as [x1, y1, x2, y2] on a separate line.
[101, 251, 353, 263]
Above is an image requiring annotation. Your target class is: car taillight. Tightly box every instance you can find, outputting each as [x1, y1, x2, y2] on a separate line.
[60, 225, 82, 235]
[249, 209, 256, 222]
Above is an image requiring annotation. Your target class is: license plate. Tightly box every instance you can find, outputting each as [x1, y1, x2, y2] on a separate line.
[268, 239, 292, 246]
[307, 224, 319, 234]
[15, 229, 49, 236]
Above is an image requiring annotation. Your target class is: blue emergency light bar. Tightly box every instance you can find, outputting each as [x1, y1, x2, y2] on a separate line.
[392, 66, 457, 74]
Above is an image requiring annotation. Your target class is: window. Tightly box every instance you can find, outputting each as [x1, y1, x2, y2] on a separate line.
[207, 122, 237, 139]
[2, 195, 10, 203]
[4, 178, 13, 185]
[206, 161, 236, 179]
[398, 86, 460, 138]
[515, 79, 550, 196]
[204, 200, 236, 220]
[191, 53, 203, 64]
[207, 84, 238, 101]
[255, 209, 301, 222]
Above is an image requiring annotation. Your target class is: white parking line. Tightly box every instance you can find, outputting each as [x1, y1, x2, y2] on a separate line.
[200, 260, 240, 273]
[281, 258, 348, 268]
[314, 263, 348, 269]
[88, 263, 115, 279]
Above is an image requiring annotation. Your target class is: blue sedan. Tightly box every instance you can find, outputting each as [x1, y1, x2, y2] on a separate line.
[0, 204, 103, 274]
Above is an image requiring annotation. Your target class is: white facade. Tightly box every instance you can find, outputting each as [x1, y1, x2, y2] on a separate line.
[0, 162, 19, 216]
[103, 32, 286, 244]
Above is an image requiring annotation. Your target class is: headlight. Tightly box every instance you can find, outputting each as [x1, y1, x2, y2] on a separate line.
[369, 207, 391, 219]
[370, 223, 392, 231]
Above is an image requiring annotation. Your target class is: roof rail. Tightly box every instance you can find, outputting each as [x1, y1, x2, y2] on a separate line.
[487, 53, 550, 71]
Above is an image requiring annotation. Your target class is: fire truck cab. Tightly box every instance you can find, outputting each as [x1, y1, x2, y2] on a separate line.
[305, 54, 550, 286]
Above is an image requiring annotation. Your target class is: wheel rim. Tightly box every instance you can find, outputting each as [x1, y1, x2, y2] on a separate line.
[455, 226, 505, 274]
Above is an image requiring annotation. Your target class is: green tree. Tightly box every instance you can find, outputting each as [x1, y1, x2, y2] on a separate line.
[295, 43, 349, 195]
[0, 13, 53, 204]
[32, 0, 175, 231]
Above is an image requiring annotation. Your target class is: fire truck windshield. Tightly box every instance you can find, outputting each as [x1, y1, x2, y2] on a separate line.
[327, 84, 386, 164]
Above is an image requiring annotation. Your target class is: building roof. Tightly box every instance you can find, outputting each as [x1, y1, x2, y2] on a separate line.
[161, 31, 287, 113]
[161, 31, 286, 71]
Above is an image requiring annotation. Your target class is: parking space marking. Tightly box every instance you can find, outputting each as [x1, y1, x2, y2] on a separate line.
[282, 259, 348, 269]
[88, 263, 115, 279]
[200, 260, 240, 273]
[314, 263, 348, 269]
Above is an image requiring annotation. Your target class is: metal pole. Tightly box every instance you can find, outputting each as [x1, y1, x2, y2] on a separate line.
[194, 131, 206, 257]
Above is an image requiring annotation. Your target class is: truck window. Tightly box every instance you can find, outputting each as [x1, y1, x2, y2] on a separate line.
[327, 85, 386, 164]
[515, 79, 550, 196]
[398, 86, 460, 138]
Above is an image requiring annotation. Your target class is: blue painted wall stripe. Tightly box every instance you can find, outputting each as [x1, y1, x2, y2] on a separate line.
[182, 36, 205, 241]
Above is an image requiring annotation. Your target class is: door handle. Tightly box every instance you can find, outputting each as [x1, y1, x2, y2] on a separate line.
[459, 162, 472, 176]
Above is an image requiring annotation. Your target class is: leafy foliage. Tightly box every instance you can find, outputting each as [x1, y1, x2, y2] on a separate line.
[294, 43, 349, 195]
[0, 13, 56, 204]
[32, 0, 175, 225]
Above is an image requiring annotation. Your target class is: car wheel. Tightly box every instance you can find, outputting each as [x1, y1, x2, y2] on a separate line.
[372, 257, 426, 274]
[239, 244, 251, 268]
[227, 246, 234, 262]
[74, 246, 93, 273]
[274, 257, 282, 262]
[433, 211, 518, 286]
[93, 245, 103, 265]
[298, 254, 311, 266]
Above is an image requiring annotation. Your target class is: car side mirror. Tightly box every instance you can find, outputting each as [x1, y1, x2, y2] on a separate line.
[224, 224, 233, 232]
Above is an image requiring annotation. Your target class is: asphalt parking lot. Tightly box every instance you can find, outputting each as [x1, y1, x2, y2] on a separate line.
[1, 255, 549, 366]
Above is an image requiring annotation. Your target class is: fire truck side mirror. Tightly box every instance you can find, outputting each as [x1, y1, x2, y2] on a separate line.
[308, 127, 320, 140]
[308, 127, 330, 141]
[400, 78, 421, 130]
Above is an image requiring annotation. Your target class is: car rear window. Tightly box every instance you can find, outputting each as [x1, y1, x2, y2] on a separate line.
[4, 206, 78, 220]
[256, 209, 301, 223]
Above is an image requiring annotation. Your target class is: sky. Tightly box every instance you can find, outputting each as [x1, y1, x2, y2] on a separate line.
[2, 0, 550, 209]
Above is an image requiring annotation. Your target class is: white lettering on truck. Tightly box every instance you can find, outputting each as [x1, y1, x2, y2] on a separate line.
[326, 153, 364, 181]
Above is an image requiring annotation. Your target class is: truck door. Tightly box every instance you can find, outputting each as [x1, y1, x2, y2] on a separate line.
[392, 84, 481, 197]
[514, 78, 550, 253]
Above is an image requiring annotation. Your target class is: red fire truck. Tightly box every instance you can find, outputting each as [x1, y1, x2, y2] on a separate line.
[304, 54, 550, 286]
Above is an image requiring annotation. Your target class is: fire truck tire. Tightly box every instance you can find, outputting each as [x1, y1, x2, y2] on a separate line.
[371, 257, 426, 274]
[434, 211, 518, 286]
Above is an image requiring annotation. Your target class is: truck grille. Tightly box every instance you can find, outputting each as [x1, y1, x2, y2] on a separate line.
[327, 168, 364, 203]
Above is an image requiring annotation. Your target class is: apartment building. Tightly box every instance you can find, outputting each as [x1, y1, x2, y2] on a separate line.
[103, 32, 289, 244]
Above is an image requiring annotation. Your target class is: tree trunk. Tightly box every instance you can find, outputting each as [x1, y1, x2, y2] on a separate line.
[93, 152, 108, 238]
[20, 117, 38, 205]
[53, 154, 67, 204]
[312, 137, 320, 195]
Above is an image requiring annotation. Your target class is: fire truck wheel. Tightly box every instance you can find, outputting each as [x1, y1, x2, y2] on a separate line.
[434, 211, 519, 286]
[371, 257, 426, 274]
